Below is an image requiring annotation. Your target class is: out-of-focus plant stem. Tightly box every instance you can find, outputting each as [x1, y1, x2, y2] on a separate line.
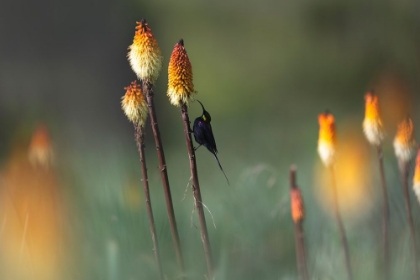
[143, 80, 185, 275]
[134, 124, 164, 280]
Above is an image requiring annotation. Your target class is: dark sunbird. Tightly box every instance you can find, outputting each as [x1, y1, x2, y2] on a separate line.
[193, 100, 230, 185]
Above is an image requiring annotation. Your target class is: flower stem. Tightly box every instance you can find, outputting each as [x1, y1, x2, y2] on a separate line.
[399, 160, 419, 279]
[180, 103, 214, 279]
[134, 124, 164, 280]
[142, 81, 185, 274]
[376, 146, 390, 280]
[330, 167, 353, 280]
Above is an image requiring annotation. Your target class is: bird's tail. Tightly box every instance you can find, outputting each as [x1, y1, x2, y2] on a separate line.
[212, 152, 230, 185]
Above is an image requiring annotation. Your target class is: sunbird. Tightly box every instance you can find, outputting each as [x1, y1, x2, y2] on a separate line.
[192, 100, 230, 185]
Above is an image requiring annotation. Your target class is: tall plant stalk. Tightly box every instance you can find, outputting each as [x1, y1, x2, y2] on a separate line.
[180, 103, 214, 279]
[376, 146, 390, 280]
[399, 160, 419, 279]
[143, 81, 185, 274]
[134, 124, 164, 280]
[330, 167, 353, 280]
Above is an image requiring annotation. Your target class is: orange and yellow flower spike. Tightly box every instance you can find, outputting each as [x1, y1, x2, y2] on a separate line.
[121, 81, 148, 126]
[167, 39, 196, 107]
[128, 19, 163, 83]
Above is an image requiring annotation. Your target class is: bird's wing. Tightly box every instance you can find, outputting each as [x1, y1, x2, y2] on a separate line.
[199, 121, 218, 154]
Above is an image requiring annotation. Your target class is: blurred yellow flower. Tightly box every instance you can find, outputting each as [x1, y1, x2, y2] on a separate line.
[318, 111, 336, 167]
[1, 148, 63, 280]
[167, 39, 196, 107]
[413, 148, 420, 204]
[393, 117, 416, 163]
[363, 92, 384, 146]
[315, 125, 373, 221]
[122, 178, 143, 211]
[28, 124, 54, 168]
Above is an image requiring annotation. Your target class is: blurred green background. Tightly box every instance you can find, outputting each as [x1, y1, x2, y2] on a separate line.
[1, 0, 420, 279]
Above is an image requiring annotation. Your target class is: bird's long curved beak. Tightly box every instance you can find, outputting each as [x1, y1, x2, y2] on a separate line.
[196, 100, 205, 113]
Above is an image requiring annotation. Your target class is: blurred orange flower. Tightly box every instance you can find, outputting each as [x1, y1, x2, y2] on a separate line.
[1, 145, 63, 279]
[28, 124, 54, 168]
[318, 111, 336, 167]
[363, 92, 384, 146]
[290, 188, 305, 223]
[413, 148, 420, 204]
[315, 124, 373, 221]
[394, 117, 416, 163]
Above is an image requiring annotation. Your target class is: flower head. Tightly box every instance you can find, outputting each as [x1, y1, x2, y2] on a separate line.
[128, 19, 163, 83]
[290, 188, 305, 223]
[121, 81, 148, 126]
[363, 91, 385, 146]
[393, 116, 416, 163]
[167, 39, 196, 107]
[28, 124, 54, 168]
[413, 148, 420, 204]
[318, 111, 337, 167]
